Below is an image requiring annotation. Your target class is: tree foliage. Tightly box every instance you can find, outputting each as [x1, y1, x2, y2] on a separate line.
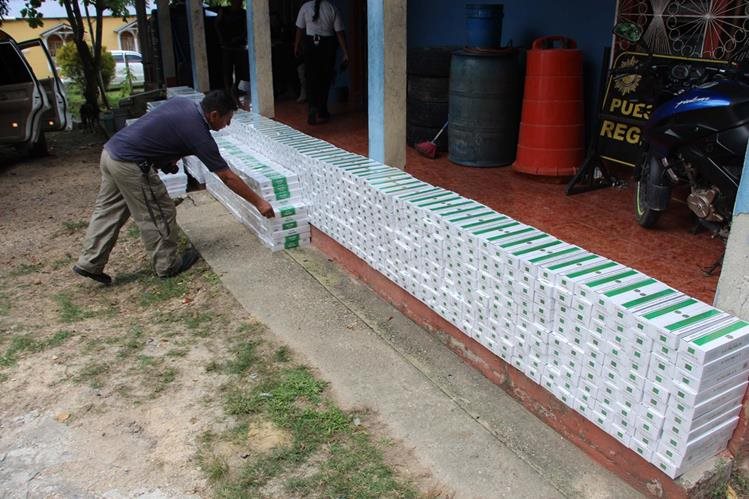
[19, 0, 46, 28]
[57, 41, 115, 89]
[0, 0, 8, 24]
[14, 0, 133, 109]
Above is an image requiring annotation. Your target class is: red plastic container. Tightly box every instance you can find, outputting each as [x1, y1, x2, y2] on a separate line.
[512, 36, 584, 177]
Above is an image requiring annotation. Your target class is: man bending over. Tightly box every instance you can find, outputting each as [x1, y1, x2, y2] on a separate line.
[74, 90, 273, 285]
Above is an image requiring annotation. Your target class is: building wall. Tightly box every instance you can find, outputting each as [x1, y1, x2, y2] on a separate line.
[406, 0, 618, 134]
[2, 16, 134, 78]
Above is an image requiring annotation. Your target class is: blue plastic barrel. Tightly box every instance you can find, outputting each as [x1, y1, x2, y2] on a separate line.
[465, 4, 503, 49]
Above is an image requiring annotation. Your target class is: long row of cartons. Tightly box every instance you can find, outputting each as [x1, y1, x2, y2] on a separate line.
[220, 111, 748, 479]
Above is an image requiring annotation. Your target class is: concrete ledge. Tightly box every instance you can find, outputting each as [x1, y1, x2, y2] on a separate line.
[179, 192, 642, 497]
[310, 226, 732, 498]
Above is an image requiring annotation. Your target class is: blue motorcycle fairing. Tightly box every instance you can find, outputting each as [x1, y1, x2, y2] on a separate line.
[651, 85, 731, 124]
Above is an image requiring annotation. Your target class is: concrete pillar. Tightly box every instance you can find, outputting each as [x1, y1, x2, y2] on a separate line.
[157, 0, 176, 86]
[247, 0, 275, 117]
[367, 0, 406, 169]
[185, 0, 210, 92]
[718, 142, 749, 469]
[714, 142, 749, 318]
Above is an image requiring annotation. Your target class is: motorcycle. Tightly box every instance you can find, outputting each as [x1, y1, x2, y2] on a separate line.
[612, 22, 749, 240]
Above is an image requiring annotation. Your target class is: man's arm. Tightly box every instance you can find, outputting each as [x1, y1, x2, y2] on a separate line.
[335, 30, 349, 64]
[215, 168, 275, 218]
[192, 138, 273, 218]
[294, 27, 304, 57]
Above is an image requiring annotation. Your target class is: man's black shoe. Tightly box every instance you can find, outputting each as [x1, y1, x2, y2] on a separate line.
[73, 265, 112, 285]
[164, 247, 200, 278]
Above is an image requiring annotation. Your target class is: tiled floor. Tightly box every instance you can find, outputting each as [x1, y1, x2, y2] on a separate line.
[272, 100, 725, 303]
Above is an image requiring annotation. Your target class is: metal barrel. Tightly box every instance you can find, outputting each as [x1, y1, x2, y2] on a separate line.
[448, 48, 521, 167]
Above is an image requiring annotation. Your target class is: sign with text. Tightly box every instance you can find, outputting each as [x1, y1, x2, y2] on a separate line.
[597, 51, 725, 167]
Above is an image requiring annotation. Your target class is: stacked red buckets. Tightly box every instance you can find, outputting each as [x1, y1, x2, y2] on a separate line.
[512, 36, 584, 177]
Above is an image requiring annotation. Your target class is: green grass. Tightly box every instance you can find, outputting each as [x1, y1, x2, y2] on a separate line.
[155, 366, 177, 393]
[153, 310, 218, 338]
[111, 267, 151, 286]
[118, 325, 145, 358]
[287, 433, 415, 498]
[205, 360, 221, 373]
[198, 452, 230, 483]
[205, 344, 416, 497]
[65, 83, 122, 118]
[9, 263, 43, 277]
[236, 321, 266, 336]
[184, 312, 215, 331]
[133, 355, 178, 396]
[82, 337, 107, 354]
[0, 335, 37, 367]
[51, 255, 74, 271]
[711, 464, 749, 499]
[47, 330, 73, 348]
[62, 220, 87, 234]
[0, 330, 73, 368]
[274, 346, 290, 363]
[75, 361, 110, 388]
[55, 293, 95, 323]
[731, 466, 749, 496]
[226, 422, 249, 444]
[224, 342, 258, 375]
[138, 354, 156, 367]
[127, 224, 141, 239]
[0, 291, 10, 316]
[224, 389, 258, 416]
[3, 228, 413, 495]
[139, 277, 189, 307]
[202, 270, 221, 286]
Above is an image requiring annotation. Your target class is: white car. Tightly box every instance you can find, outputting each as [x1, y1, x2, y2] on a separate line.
[110, 50, 145, 87]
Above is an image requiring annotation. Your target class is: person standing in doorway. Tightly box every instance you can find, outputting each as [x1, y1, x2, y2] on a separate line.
[73, 90, 274, 285]
[216, 0, 249, 97]
[293, 0, 349, 125]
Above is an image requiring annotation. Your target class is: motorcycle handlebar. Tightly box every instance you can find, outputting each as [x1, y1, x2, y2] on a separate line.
[609, 60, 749, 88]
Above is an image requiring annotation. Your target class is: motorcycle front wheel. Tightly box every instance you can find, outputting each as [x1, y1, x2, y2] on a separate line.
[634, 154, 661, 228]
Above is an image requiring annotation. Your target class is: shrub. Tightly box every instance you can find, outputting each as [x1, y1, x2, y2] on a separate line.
[56, 42, 115, 90]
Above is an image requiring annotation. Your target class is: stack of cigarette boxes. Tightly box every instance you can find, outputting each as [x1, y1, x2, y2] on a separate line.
[215, 110, 749, 479]
[141, 89, 309, 250]
[145, 100, 166, 112]
[204, 131, 311, 252]
[166, 86, 205, 101]
[159, 159, 188, 198]
[147, 87, 204, 112]
[182, 155, 207, 184]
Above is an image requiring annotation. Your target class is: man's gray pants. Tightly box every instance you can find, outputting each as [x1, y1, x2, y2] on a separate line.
[76, 149, 180, 278]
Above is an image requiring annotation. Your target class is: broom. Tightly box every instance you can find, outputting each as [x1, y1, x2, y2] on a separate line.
[415, 121, 448, 159]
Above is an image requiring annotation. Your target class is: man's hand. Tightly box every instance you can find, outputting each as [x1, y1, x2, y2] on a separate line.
[258, 199, 275, 218]
[160, 161, 179, 174]
[215, 168, 275, 218]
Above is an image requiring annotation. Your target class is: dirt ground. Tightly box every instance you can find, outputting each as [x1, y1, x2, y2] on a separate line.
[0, 130, 430, 497]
